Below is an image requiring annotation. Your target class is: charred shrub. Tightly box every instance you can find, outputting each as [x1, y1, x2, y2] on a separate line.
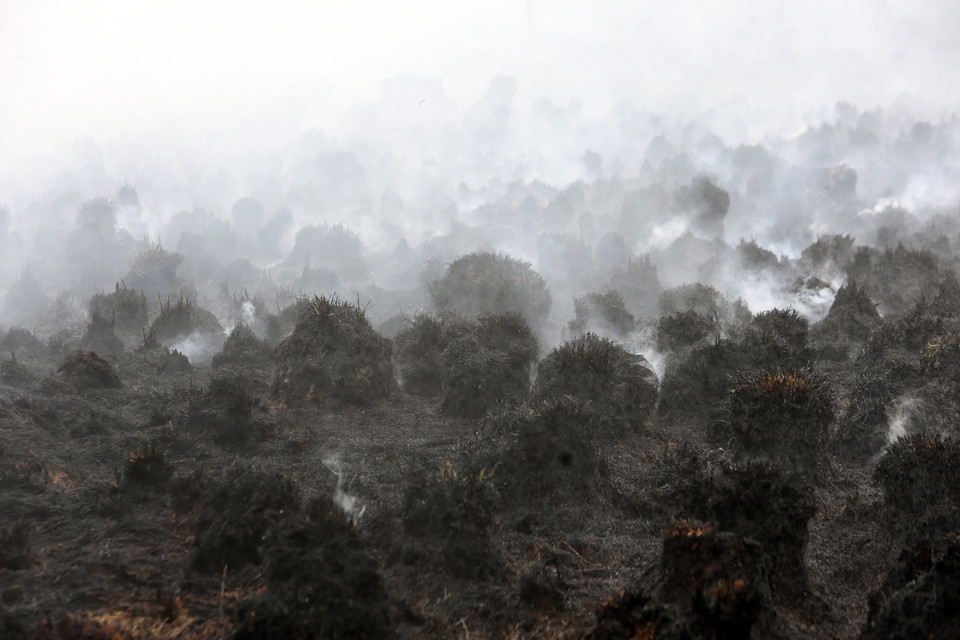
[123, 245, 188, 300]
[873, 434, 960, 542]
[272, 295, 393, 406]
[57, 351, 121, 390]
[607, 254, 662, 318]
[719, 369, 834, 471]
[193, 468, 300, 573]
[212, 323, 269, 370]
[0, 522, 32, 571]
[532, 333, 657, 433]
[0, 355, 35, 387]
[392, 312, 469, 397]
[675, 462, 816, 600]
[149, 296, 223, 344]
[659, 523, 763, 637]
[80, 310, 123, 357]
[568, 290, 636, 337]
[0, 327, 46, 359]
[170, 470, 209, 518]
[400, 464, 500, 580]
[440, 311, 539, 418]
[862, 540, 960, 640]
[233, 495, 391, 640]
[812, 280, 879, 347]
[481, 397, 607, 505]
[659, 283, 749, 325]
[831, 377, 892, 462]
[123, 443, 173, 488]
[1, 266, 47, 326]
[657, 310, 715, 352]
[184, 375, 264, 446]
[751, 308, 808, 353]
[659, 339, 743, 413]
[88, 283, 149, 341]
[157, 346, 192, 375]
[428, 251, 552, 329]
[846, 244, 943, 317]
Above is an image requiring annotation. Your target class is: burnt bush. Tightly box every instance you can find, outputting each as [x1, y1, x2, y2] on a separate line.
[657, 310, 715, 352]
[212, 323, 270, 370]
[233, 495, 392, 640]
[0, 356, 35, 387]
[391, 312, 469, 397]
[148, 296, 223, 344]
[88, 282, 149, 341]
[123, 443, 173, 488]
[846, 244, 943, 317]
[606, 254, 662, 318]
[658, 339, 743, 413]
[193, 468, 301, 573]
[659, 283, 750, 326]
[1, 266, 47, 326]
[480, 396, 607, 505]
[719, 369, 834, 471]
[831, 377, 892, 462]
[428, 251, 552, 329]
[440, 311, 539, 418]
[751, 308, 809, 352]
[811, 280, 879, 349]
[862, 540, 960, 640]
[271, 295, 393, 406]
[57, 351, 121, 390]
[0, 522, 32, 571]
[873, 434, 960, 542]
[399, 464, 500, 580]
[80, 310, 123, 357]
[675, 462, 816, 600]
[0, 327, 46, 359]
[123, 245, 189, 300]
[183, 375, 265, 446]
[532, 333, 657, 434]
[568, 291, 636, 337]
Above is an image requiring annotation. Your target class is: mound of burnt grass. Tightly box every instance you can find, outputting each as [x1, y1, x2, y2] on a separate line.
[148, 296, 223, 344]
[862, 540, 960, 640]
[271, 294, 393, 407]
[656, 310, 715, 352]
[212, 323, 270, 370]
[873, 434, 960, 543]
[391, 312, 470, 397]
[0, 327, 46, 359]
[0, 356, 35, 388]
[568, 290, 636, 337]
[659, 282, 751, 325]
[80, 310, 123, 357]
[123, 244, 190, 300]
[193, 468, 301, 573]
[57, 351, 120, 390]
[479, 396, 608, 505]
[398, 463, 501, 580]
[810, 281, 879, 357]
[658, 339, 742, 413]
[233, 495, 392, 640]
[532, 333, 657, 434]
[606, 254, 662, 318]
[673, 462, 816, 600]
[156, 346, 192, 375]
[718, 369, 834, 472]
[831, 377, 893, 462]
[1, 266, 47, 326]
[122, 443, 173, 488]
[88, 282, 150, 341]
[585, 523, 762, 640]
[181, 374, 266, 446]
[751, 308, 809, 353]
[846, 243, 944, 317]
[440, 311, 539, 418]
[428, 251, 552, 329]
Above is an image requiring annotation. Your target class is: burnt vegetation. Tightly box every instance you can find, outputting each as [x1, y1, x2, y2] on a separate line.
[3, 110, 960, 639]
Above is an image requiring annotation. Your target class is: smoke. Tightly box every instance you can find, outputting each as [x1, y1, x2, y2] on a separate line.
[887, 396, 920, 445]
[321, 452, 365, 524]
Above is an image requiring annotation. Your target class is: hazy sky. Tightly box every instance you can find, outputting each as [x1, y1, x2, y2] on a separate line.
[2, 0, 959, 165]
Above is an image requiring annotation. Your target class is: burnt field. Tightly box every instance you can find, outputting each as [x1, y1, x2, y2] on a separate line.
[3, 237, 960, 639]
[2, 112, 960, 638]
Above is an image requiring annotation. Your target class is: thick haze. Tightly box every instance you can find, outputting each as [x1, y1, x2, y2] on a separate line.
[1, 0, 960, 359]
[3, 0, 959, 163]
